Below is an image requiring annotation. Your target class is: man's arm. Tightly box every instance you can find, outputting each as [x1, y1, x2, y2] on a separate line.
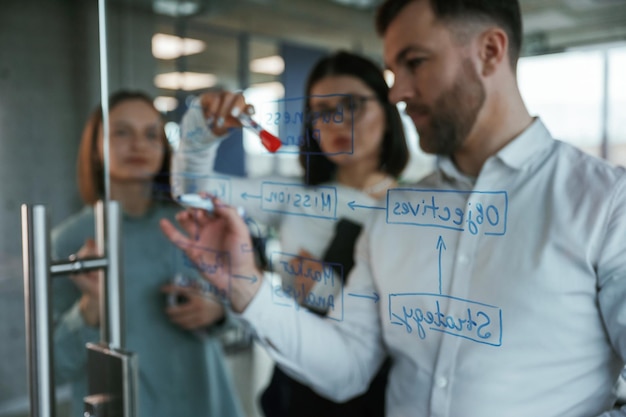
[160, 197, 387, 401]
[597, 174, 626, 416]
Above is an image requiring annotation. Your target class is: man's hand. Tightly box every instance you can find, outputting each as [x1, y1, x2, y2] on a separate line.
[160, 196, 263, 313]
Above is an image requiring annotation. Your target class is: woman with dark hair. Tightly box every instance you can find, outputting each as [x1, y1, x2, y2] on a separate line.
[170, 50, 409, 416]
[299, 50, 409, 188]
[51, 90, 245, 417]
[263, 50, 406, 417]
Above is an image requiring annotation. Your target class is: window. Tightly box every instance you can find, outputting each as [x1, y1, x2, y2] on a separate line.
[518, 51, 605, 157]
[518, 43, 626, 167]
[608, 46, 626, 167]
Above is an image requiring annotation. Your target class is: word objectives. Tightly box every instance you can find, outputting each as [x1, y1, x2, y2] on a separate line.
[386, 189, 508, 236]
[270, 251, 344, 321]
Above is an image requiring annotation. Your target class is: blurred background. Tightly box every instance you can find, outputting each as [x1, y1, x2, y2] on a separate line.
[1, 0, 625, 416]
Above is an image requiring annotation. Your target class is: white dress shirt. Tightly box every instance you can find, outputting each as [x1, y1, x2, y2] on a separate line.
[242, 119, 626, 417]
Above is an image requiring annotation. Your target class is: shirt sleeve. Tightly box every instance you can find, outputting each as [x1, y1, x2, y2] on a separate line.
[598, 174, 626, 350]
[171, 97, 285, 228]
[170, 97, 230, 201]
[239, 224, 387, 402]
[597, 173, 626, 416]
[50, 215, 100, 385]
[52, 297, 99, 384]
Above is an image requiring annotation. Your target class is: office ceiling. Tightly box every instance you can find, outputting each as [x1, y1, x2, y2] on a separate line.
[168, 0, 626, 55]
[130, 0, 626, 93]
[521, 0, 626, 53]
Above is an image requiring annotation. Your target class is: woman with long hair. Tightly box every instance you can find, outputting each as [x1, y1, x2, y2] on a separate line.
[52, 90, 245, 417]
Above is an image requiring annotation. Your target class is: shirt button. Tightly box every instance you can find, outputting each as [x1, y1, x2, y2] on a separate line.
[436, 377, 448, 388]
[458, 255, 469, 264]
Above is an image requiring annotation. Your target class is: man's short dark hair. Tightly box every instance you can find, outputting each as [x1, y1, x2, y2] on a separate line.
[376, 0, 523, 69]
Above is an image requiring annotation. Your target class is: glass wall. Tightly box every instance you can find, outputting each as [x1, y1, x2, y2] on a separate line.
[3, 2, 624, 417]
[0, 1, 99, 416]
[0, 3, 428, 417]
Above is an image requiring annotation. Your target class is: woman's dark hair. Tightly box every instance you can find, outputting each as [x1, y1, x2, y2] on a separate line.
[376, 0, 522, 69]
[77, 90, 172, 204]
[298, 50, 409, 186]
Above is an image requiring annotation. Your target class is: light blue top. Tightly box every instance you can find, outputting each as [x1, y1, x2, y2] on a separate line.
[241, 118, 626, 417]
[51, 202, 245, 417]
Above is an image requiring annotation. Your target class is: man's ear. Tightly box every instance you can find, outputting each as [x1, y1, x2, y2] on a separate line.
[477, 27, 509, 77]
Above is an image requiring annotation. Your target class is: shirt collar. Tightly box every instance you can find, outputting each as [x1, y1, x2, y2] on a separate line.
[495, 117, 554, 170]
[438, 157, 475, 187]
[438, 117, 554, 182]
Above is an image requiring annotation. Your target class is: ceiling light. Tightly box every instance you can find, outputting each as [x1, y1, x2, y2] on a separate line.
[154, 72, 218, 91]
[250, 55, 285, 75]
[152, 33, 206, 60]
[331, 0, 381, 9]
[246, 81, 285, 98]
[153, 0, 201, 17]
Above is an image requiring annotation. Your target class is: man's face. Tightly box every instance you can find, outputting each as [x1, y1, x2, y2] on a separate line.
[383, 0, 486, 156]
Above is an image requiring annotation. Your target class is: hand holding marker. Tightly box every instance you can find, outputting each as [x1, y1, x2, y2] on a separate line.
[176, 104, 280, 213]
[176, 193, 246, 217]
[230, 106, 282, 153]
[176, 193, 216, 212]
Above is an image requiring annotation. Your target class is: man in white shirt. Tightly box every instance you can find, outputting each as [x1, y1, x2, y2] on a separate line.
[160, 0, 626, 416]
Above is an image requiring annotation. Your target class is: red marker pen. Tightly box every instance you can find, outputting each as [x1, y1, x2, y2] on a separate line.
[232, 108, 282, 153]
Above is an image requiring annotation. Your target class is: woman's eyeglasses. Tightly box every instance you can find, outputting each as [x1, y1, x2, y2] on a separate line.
[308, 94, 378, 126]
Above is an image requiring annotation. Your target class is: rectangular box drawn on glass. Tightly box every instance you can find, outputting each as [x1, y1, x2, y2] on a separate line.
[386, 189, 509, 236]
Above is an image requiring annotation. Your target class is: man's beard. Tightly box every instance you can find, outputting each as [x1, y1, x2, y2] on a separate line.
[409, 59, 486, 156]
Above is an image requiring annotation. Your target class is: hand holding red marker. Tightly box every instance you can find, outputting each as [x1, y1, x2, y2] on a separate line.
[231, 107, 282, 153]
